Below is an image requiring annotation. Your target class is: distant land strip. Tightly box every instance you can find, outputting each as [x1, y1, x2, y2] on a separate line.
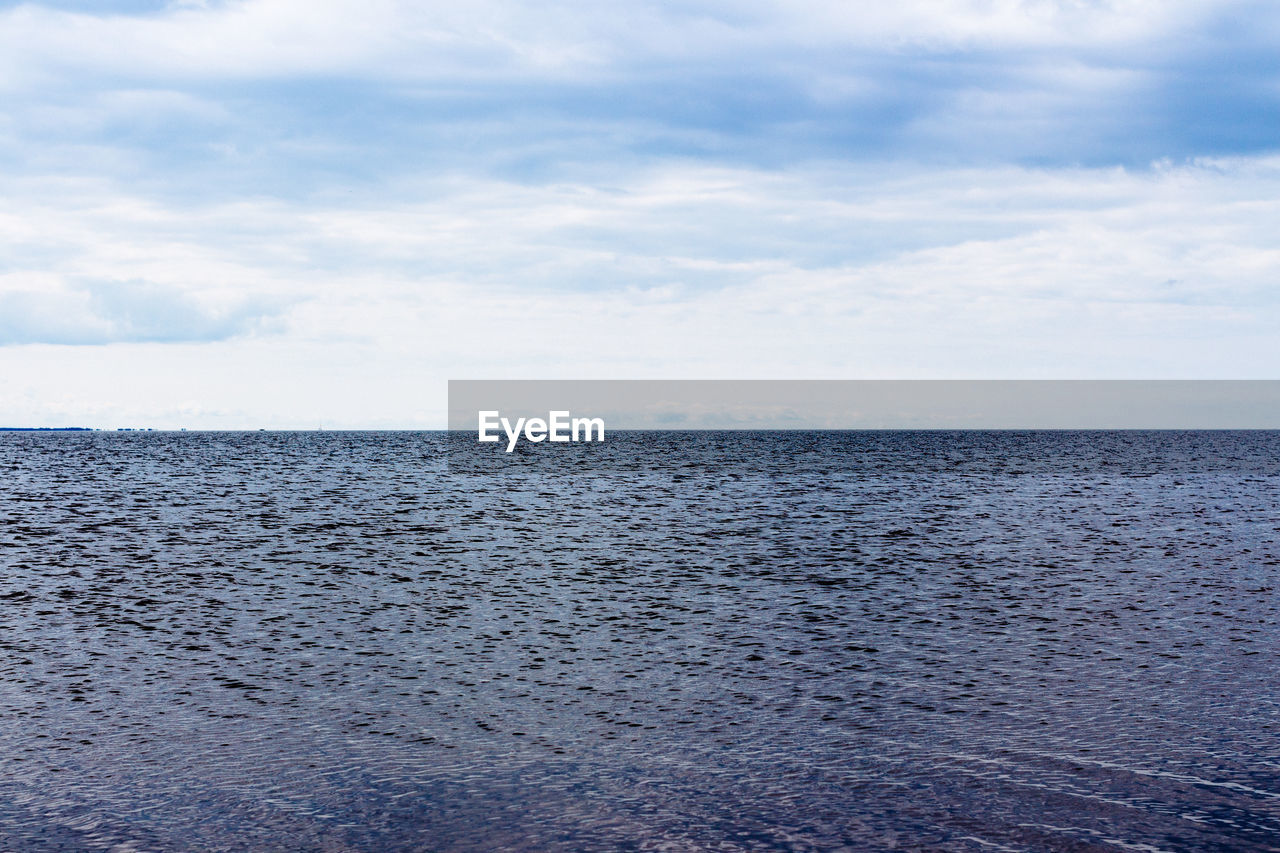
[0, 427, 94, 431]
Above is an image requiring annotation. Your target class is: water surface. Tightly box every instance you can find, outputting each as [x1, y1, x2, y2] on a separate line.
[0, 431, 1277, 850]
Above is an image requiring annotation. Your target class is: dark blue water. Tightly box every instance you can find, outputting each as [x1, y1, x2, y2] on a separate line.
[0, 431, 1277, 851]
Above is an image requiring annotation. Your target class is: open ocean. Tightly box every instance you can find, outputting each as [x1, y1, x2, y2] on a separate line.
[0, 430, 1277, 851]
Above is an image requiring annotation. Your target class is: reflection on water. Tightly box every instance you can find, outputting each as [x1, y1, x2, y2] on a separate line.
[0, 431, 1277, 851]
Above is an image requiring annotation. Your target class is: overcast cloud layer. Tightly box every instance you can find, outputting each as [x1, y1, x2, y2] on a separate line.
[0, 0, 1277, 427]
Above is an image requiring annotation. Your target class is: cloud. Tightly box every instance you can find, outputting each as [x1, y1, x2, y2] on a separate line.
[0, 279, 285, 344]
[0, 1, 1219, 82]
[0, 1, 1275, 425]
[0, 0, 1275, 189]
[2, 155, 1277, 425]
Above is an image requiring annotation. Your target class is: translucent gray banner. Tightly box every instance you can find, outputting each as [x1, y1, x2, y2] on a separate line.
[448, 380, 1280, 432]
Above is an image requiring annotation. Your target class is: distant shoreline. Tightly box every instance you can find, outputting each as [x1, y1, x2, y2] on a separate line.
[0, 427, 95, 431]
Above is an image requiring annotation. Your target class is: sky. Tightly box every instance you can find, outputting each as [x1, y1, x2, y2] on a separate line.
[0, 0, 1277, 428]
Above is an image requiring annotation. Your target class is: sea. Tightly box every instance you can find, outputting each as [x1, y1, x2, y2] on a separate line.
[0, 430, 1277, 851]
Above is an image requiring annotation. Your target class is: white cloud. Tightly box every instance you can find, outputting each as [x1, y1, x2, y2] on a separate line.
[0, 156, 1276, 426]
[0, 0, 607, 86]
[1, 0, 1271, 199]
[0, 278, 286, 345]
[0, 0, 1229, 87]
[0, 1, 1273, 429]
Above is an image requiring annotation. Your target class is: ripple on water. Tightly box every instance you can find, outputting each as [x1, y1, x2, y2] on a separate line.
[0, 430, 1277, 851]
